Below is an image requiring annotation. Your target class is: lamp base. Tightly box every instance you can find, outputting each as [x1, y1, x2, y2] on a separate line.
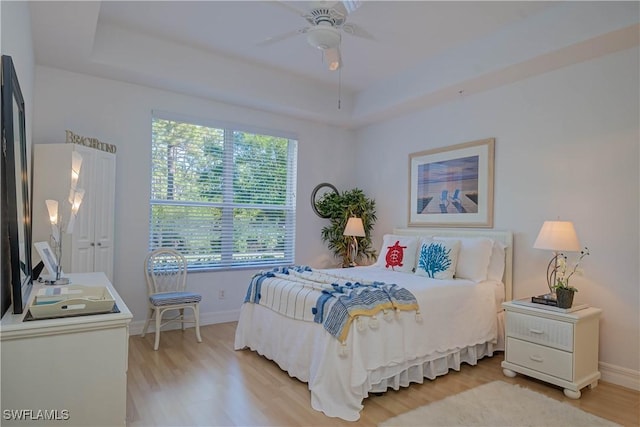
[42, 276, 70, 285]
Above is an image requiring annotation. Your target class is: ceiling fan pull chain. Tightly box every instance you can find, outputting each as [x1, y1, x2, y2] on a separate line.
[338, 68, 342, 110]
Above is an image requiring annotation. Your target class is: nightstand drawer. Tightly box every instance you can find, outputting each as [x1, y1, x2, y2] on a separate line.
[506, 337, 573, 381]
[506, 311, 573, 351]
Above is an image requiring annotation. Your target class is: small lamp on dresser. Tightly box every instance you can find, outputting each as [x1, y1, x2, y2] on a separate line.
[43, 151, 86, 284]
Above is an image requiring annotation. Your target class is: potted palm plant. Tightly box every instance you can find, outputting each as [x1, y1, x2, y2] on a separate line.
[315, 188, 377, 267]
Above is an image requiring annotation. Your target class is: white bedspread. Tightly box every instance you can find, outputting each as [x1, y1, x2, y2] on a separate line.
[234, 266, 500, 421]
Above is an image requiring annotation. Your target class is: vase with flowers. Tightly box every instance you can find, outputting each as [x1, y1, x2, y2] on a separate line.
[552, 248, 590, 308]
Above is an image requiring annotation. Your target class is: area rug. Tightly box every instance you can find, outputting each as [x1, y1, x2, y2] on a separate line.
[379, 381, 620, 426]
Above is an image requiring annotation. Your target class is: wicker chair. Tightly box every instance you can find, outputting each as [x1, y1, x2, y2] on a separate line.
[142, 248, 202, 350]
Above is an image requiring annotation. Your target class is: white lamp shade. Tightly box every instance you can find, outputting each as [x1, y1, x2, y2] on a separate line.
[45, 199, 59, 225]
[343, 217, 365, 237]
[71, 188, 85, 214]
[71, 151, 83, 188]
[66, 188, 85, 234]
[533, 220, 581, 252]
[324, 47, 341, 71]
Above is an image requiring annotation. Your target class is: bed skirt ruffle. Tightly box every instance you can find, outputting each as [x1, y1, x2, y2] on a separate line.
[368, 341, 495, 393]
[367, 310, 504, 394]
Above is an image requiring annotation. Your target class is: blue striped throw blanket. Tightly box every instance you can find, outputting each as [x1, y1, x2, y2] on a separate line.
[244, 266, 419, 343]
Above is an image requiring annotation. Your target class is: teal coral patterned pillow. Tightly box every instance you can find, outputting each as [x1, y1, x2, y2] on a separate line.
[415, 239, 460, 280]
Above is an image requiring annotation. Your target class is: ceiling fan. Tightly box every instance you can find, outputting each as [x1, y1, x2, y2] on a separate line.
[258, 1, 374, 71]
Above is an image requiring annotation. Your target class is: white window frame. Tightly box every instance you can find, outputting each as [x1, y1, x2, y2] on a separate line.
[149, 112, 297, 270]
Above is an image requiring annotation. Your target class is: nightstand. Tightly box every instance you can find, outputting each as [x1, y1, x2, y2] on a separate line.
[501, 300, 602, 399]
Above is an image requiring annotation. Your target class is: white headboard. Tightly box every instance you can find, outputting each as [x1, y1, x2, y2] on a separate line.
[393, 228, 513, 301]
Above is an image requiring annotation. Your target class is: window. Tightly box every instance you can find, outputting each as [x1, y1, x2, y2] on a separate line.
[150, 114, 297, 270]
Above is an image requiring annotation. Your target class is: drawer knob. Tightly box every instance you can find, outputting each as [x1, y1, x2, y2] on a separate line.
[529, 328, 544, 334]
[529, 355, 544, 363]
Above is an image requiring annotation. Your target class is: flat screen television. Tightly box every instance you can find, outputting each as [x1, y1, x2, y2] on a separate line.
[1, 54, 33, 316]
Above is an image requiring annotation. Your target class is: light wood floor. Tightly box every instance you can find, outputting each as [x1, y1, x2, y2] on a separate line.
[127, 322, 639, 426]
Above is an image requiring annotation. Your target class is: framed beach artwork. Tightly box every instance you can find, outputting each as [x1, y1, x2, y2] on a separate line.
[408, 138, 494, 228]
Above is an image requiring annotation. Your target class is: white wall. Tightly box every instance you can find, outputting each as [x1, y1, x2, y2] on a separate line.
[354, 48, 640, 378]
[32, 65, 357, 328]
[1, 0, 34, 313]
[1, 1, 35, 168]
[0, 1, 35, 135]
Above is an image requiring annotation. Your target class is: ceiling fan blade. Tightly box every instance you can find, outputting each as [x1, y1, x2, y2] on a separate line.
[341, 0, 363, 14]
[256, 27, 309, 47]
[272, 1, 307, 18]
[341, 23, 375, 41]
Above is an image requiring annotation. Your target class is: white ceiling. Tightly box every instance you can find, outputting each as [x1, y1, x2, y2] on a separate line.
[28, 1, 640, 128]
[95, 1, 551, 92]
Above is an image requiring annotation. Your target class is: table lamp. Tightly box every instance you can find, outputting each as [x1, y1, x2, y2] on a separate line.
[343, 217, 365, 267]
[44, 152, 85, 284]
[533, 220, 581, 297]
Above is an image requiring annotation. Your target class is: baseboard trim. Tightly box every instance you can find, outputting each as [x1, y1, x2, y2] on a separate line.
[128, 309, 241, 336]
[599, 361, 640, 391]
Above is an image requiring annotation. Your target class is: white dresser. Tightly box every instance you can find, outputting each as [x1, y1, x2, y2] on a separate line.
[0, 273, 131, 426]
[501, 300, 602, 399]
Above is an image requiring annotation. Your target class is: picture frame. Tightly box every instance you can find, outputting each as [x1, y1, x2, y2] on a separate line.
[1, 55, 32, 315]
[34, 241, 62, 278]
[408, 138, 494, 228]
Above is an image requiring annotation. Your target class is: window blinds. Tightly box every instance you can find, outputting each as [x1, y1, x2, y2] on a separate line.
[150, 116, 297, 270]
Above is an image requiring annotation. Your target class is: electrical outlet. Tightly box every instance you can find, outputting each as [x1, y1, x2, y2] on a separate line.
[218, 289, 225, 299]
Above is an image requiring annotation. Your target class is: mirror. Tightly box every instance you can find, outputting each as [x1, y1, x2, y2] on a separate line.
[1, 55, 32, 315]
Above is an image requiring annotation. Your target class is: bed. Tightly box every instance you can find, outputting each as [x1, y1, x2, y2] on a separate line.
[234, 228, 513, 421]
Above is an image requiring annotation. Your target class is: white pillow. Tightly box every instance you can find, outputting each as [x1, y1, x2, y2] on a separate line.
[487, 240, 507, 282]
[435, 237, 493, 282]
[374, 235, 419, 273]
[415, 238, 460, 279]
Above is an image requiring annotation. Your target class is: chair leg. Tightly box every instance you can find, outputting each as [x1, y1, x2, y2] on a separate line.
[180, 308, 185, 331]
[141, 307, 153, 338]
[154, 308, 162, 351]
[194, 303, 202, 343]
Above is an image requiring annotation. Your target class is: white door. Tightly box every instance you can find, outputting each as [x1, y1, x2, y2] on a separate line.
[93, 150, 116, 280]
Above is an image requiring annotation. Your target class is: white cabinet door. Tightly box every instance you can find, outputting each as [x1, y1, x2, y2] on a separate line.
[70, 147, 115, 279]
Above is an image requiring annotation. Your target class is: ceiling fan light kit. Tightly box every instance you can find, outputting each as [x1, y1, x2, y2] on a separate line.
[263, 1, 368, 72]
[306, 25, 342, 71]
[306, 25, 341, 50]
